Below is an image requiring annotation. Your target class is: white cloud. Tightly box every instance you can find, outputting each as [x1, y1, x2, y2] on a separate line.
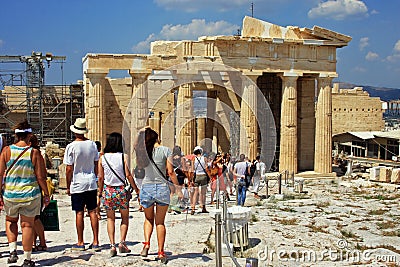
[385, 40, 400, 62]
[365, 51, 379, 61]
[132, 19, 239, 53]
[386, 54, 400, 63]
[394, 40, 400, 53]
[352, 66, 366, 72]
[370, 9, 379, 15]
[308, 0, 368, 20]
[133, 34, 156, 54]
[359, 37, 369, 51]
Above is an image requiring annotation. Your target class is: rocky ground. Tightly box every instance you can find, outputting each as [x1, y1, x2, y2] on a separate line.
[1, 174, 400, 267]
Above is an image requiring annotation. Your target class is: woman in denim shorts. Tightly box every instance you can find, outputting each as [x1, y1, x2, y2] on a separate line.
[135, 127, 182, 264]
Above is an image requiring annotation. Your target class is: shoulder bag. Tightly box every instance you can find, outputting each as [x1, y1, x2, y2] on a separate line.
[149, 157, 169, 183]
[195, 156, 210, 183]
[103, 154, 133, 201]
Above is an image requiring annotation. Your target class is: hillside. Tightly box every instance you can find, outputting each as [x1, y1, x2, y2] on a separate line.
[338, 82, 400, 101]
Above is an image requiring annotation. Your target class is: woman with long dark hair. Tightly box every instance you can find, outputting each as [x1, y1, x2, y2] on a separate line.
[97, 132, 139, 257]
[135, 127, 181, 264]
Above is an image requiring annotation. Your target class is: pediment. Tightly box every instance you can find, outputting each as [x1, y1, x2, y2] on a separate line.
[241, 16, 351, 46]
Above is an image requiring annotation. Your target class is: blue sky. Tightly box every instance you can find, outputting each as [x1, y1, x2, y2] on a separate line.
[1, 0, 399, 89]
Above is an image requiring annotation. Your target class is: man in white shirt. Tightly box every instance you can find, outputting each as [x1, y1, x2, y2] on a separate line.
[233, 154, 250, 206]
[63, 118, 100, 251]
[252, 156, 266, 199]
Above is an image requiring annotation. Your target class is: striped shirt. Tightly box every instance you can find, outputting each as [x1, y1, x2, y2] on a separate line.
[3, 145, 41, 202]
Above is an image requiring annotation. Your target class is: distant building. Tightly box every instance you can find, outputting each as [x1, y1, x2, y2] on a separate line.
[384, 100, 400, 131]
[332, 84, 384, 135]
[333, 130, 400, 160]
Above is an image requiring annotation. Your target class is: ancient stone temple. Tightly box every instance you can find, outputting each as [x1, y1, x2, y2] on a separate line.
[82, 16, 351, 174]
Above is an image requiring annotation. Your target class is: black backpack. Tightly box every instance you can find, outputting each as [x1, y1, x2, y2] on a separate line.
[246, 162, 256, 178]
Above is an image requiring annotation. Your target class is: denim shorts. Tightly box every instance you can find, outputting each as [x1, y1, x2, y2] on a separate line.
[140, 183, 170, 209]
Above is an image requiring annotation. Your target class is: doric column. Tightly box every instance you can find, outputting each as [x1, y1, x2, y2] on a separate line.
[314, 74, 334, 174]
[240, 74, 258, 160]
[85, 69, 108, 145]
[129, 71, 151, 133]
[206, 90, 217, 153]
[197, 117, 206, 147]
[279, 73, 299, 174]
[176, 83, 195, 155]
[128, 71, 151, 168]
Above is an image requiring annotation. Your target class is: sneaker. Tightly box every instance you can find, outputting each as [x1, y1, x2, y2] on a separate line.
[21, 259, 35, 267]
[7, 250, 18, 264]
[71, 244, 86, 251]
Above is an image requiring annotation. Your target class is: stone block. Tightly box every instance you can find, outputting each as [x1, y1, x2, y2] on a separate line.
[369, 166, 384, 181]
[391, 168, 400, 183]
[379, 167, 392, 183]
[58, 164, 67, 189]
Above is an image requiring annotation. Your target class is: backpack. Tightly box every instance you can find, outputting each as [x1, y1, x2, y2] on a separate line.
[245, 162, 256, 178]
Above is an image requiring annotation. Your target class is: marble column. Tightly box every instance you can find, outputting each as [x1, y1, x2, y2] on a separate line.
[130, 71, 151, 132]
[279, 73, 299, 174]
[128, 71, 151, 167]
[176, 83, 195, 155]
[197, 117, 206, 147]
[240, 74, 258, 160]
[85, 69, 108, 145]
[206, 90, 217, 153]
[314, 74, 333, 174]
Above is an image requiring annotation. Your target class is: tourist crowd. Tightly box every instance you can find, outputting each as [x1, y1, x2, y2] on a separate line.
[0, 118, 266, 266]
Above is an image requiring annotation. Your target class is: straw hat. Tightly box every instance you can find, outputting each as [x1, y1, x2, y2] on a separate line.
[70, 118, 88, 134]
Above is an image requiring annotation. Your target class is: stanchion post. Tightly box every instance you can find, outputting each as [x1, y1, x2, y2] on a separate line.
[285, 170, 288, 185]
[284, 170, 288, 184]
[215, 213, 222, 267]
[291, 171, 295, 187]
[278, 174, 282, 195]
[216, 174, 220, 209]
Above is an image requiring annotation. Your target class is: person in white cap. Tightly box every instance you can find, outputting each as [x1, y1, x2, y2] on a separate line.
[190, 146, 210, 214]
[0, 120, 50, 267]
[63, 118, 100, 251]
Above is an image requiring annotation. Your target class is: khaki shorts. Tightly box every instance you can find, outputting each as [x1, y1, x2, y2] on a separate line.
[3, 196, 41, 218]
[194, 174, 209, 187]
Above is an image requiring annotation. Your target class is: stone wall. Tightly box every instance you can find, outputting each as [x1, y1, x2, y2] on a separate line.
[332, 85, 384, 135]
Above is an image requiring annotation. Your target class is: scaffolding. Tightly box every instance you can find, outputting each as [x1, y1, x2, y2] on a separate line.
[0, 52, 84, 147]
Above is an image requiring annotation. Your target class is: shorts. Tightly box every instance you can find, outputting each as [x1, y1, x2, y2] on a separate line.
[140, 183, 170, 209]
[194, 174, 208, 187]
[71, 189, 97, 212]
[101, 184, 129, 211]
[3, 196, 41, 218]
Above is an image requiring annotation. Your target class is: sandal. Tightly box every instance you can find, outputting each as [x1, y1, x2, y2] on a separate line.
[158, 251, 168, 264]
[110, 244, 117, 257]
[35, 245, 47, 252]
[140, 242, 150, 257]
[118, 241, 131, 253]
